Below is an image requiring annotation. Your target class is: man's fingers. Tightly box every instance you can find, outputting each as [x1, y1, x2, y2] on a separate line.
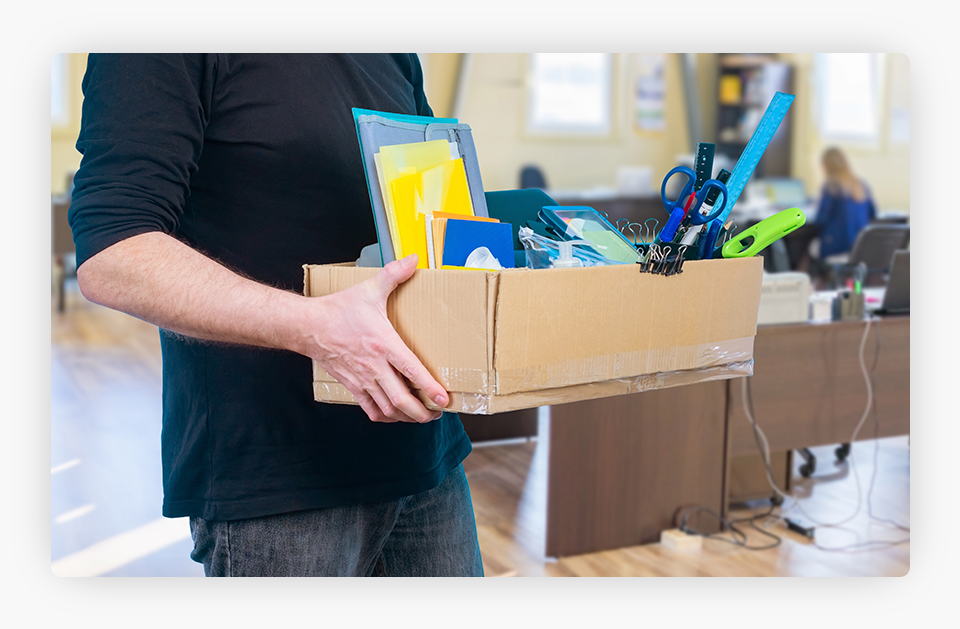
[352, 390, 395, 423]
[385, 345, 449, 409]
[366, 377, 423, 423]
[335, 361, 438, 423]
[375, 368, 442, 423]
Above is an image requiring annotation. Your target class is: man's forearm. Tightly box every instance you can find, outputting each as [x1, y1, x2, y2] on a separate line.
[76, 230, 449, 423]
[76, 231, 315, 354]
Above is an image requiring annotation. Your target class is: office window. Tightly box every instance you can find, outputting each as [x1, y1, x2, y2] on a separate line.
[816, 53, 883, 142]
[526, 53, 613, 136]
[51, 53, 69, 127]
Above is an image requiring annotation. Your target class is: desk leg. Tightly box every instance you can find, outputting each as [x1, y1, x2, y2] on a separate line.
[545, 380, 727, 558]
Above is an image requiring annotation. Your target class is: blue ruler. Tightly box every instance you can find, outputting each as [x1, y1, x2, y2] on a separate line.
[716, 91, 795, 225]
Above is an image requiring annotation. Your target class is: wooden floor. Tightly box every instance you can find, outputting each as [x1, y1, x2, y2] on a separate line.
[51, 279, 910, 577]
[466, 436, 909, 577]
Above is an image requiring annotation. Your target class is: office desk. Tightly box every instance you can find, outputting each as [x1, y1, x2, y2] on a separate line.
[727, 316, 909, 456]
[540, 315, 909, 558]
[724, 315, 909, 507]
[545, 381, 727, 558]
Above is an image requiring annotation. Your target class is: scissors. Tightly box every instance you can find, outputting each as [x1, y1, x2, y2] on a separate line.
[658, 166, 728, 242]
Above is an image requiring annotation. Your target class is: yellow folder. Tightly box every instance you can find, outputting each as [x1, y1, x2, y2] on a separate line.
[388, 158, 476, 268]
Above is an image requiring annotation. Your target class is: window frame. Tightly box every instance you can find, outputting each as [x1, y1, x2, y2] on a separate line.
[524, 53, 617, 139]
[51, 53, 71, 129]
[814, 52, 886, 148]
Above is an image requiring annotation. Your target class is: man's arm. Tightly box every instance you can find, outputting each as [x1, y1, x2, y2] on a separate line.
[77, 231, 448, 424]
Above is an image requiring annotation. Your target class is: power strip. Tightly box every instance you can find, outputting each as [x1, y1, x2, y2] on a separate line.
[785, 517, 815, 540]
[660, 528, 703, 551]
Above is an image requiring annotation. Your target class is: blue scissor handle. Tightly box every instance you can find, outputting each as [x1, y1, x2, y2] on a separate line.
[686, 180, 728, 225]
[660, 166, 696, 215]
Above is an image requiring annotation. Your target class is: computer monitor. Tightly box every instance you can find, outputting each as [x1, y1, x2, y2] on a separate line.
[878, 250, 909, 314]
[764, 178, 808, 208]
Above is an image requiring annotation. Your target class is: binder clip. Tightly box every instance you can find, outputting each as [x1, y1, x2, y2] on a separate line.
[638, 243, 659, 274]
[664, 245, 688, 276]
[638, 241, 688, 277]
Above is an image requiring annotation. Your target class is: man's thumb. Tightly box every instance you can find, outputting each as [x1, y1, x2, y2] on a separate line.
[375, 254, 418, 299]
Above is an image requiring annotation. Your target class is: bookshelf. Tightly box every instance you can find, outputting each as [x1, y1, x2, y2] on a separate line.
[715, 54, 794, 179]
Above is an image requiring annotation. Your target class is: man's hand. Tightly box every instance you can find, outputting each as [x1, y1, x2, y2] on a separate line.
[305, 254, 449, 423]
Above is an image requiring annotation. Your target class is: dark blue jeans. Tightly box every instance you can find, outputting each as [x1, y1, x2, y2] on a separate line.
[189, 464, 483, 577]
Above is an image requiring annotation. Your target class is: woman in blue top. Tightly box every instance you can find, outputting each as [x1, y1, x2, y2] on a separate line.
[814, 147, 876, 258]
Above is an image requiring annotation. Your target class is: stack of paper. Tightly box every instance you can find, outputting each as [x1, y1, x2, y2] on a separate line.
[426, 213, 512, 269]
[375, 139, 476, 268]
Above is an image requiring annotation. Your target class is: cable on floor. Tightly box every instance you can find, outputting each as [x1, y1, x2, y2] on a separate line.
[740, 315, 910, 551]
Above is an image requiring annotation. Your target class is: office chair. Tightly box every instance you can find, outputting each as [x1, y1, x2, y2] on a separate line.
[519, 165, 548, 190]
[829, 223, 910, 288]
[795, 441, 852, 479]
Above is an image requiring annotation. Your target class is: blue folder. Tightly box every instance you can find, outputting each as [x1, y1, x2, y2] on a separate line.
[441, 219, 516, 269]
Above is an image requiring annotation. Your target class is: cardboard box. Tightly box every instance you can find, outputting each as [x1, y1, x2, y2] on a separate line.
[304, 257, 763, 414]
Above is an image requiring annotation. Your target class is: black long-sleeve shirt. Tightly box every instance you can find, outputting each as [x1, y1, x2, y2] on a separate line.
[69, 54, 470, 521]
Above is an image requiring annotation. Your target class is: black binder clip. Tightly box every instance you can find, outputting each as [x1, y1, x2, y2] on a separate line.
[655, 245, 672, 275]
[664, 245, 688, 276]
[638, 243, 658, 274]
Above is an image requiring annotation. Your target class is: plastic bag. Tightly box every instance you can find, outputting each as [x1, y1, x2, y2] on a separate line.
[518, 226, 620, 269]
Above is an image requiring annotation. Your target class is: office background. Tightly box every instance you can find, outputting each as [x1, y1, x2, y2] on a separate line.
[49, 53, 910, 578]
[51, 53, 910, 211]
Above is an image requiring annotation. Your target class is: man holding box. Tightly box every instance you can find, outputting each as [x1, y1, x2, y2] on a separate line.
[68, 54, 482, 577]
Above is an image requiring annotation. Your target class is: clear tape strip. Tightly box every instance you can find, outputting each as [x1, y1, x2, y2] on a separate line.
[314, 360, 753, 416]
[494, 338, 755, 395]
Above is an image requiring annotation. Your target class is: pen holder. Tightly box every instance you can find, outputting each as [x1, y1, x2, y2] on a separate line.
[831, 290, 864, 321]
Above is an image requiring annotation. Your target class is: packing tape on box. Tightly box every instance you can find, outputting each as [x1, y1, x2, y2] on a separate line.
[437, 367, 489, 391]
[445, 360, 755, 414]
[314, 359, 754, 415]
[492, 337, 755, 396]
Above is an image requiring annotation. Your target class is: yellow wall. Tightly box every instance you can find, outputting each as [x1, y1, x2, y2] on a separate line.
[51, 53, 87, 196]
[428, 53, 691, 193]
[423, 53, 463, 119]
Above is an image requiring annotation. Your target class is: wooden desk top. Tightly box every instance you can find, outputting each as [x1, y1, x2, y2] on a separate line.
[727, 316, 909, 456]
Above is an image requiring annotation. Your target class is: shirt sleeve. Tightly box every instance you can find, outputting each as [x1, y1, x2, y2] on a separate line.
[411, 55, 434, 118]
[389, 53, 433, 118]
[68, 54, 216, 268]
